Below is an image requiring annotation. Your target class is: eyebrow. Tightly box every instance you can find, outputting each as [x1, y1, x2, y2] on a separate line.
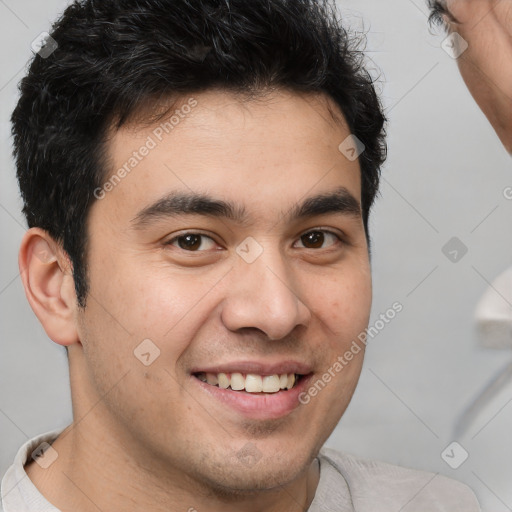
[131, 186, 362, 229]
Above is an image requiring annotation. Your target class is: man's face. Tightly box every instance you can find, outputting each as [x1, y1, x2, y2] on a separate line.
[75, 89, 371, 492]
[436, 0, 512, 152]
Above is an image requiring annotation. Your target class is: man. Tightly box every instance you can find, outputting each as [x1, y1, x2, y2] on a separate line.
[1, 1, 480, 510]
[429, 0, 512, 153]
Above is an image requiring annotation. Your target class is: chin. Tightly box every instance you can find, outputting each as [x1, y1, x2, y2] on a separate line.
[195, 448, 315, 497]
[205, 463, 306, 497]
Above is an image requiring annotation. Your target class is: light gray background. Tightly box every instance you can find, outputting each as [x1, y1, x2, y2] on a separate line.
[1, 1, 511, 511]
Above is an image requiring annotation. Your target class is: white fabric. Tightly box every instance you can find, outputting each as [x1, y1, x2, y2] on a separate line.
[1, 429, 481, 511]
[474, 265, 512, 349]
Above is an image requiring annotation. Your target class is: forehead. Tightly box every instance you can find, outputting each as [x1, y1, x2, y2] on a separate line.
[113, 88, 348, 153]
[97, 89, 362, 227]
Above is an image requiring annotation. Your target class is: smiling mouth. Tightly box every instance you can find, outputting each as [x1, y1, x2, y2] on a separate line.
[193, 372, 305, 394]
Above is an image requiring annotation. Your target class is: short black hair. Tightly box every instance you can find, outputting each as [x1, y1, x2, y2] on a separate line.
[12, 0, 386, 308]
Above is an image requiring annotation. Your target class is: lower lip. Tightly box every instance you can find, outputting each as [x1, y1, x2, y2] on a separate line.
[191, 374, 314, 420]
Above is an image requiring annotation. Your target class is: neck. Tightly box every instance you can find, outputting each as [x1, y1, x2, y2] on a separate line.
[26, 423, 320, 512]
[24, 353, 320, 512]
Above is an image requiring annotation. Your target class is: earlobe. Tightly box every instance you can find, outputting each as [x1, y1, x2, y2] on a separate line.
[19, 228, 79, 346]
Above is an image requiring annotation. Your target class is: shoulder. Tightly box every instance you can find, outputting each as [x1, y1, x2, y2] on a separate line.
[318, 447, 481, 511]
[1, 428, 65, 512]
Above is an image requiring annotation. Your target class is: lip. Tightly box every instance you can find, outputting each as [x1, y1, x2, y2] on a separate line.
[190, 372, 314, 420]
[189, 360, 313, 376]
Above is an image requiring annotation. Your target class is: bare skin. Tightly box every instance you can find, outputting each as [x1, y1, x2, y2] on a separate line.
[439, 0, 512, 152]
[20, 89, 371, 512]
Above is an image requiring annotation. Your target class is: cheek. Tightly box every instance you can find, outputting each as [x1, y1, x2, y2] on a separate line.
[457, 54, 494, 112]
[82, 255, 237, 379]
[448, 0, 485, 23]
[85, 248, 187, 334]
[305, 260, 372, 345]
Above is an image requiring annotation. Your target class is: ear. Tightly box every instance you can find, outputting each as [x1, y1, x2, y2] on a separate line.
[19, 228, 79, 346]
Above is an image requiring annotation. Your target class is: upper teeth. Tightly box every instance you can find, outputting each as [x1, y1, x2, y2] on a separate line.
[196, 372, 297, 393]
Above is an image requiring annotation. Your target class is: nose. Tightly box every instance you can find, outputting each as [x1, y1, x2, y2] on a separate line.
[220, 245, 312, 341]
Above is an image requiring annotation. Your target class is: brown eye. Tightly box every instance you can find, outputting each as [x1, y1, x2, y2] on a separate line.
[296, 230, 340, 249]
[166, 233, 217, 251]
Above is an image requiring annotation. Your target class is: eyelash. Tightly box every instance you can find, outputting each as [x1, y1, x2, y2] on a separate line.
[429, 1, 456, 28]
[429, 2, 445, 23]
[164, 229, 345, 253]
